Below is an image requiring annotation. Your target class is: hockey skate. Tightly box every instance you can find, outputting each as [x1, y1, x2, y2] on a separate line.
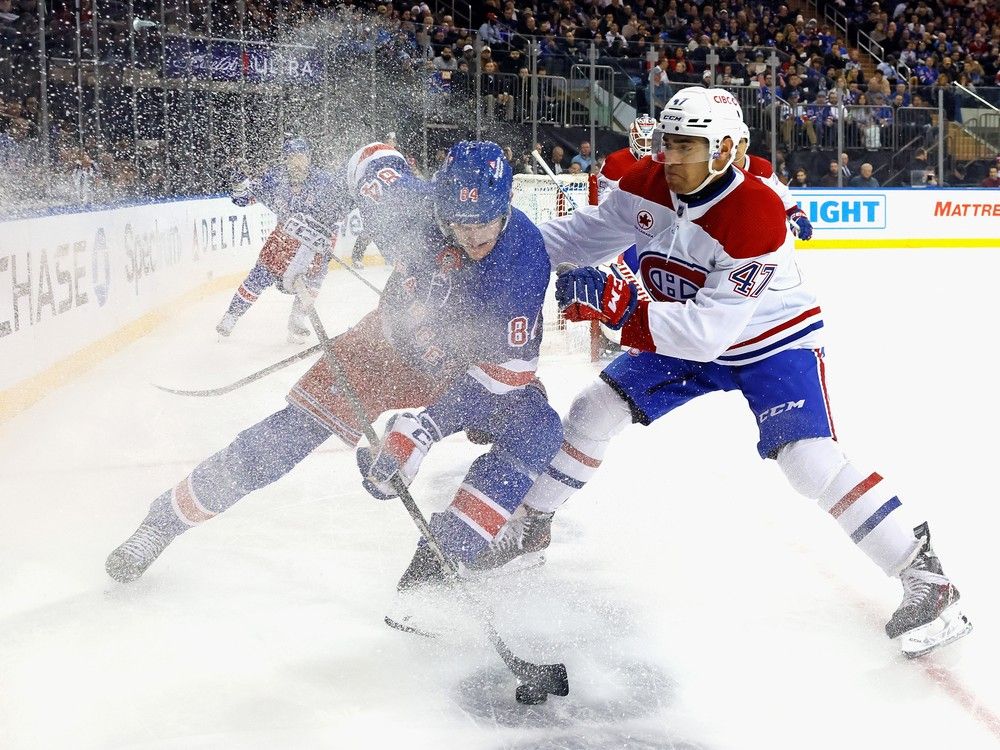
[215, 312, 238, 337]
[886, 522, 972, 658]
[286, 317, 310, 345]
[385, 544, 459, 638]
[466, 504, 553, 574]
[105, 523, 173, 583]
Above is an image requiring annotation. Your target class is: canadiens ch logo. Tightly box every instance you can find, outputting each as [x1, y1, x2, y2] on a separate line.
[636, 211, 654, 231]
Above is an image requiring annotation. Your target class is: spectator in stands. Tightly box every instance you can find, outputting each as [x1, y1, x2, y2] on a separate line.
[839, 152, 853, 181]
[781, 92, 817, 150]
[570, 141, 593, 173]
[649, 52, 673, 112]
[849, 162, 879, 188]
[481, 60, 514, 120]
[774, 148, 790, 184]
[818, 160, 842, 187]
[849, 93, 881, 150]
[433, 45, 457, 71]
[461, 44, 476, 69]
[550, 144, 566, 175]
[567, 162, 583, 175]
[478, 12, 503, 47]
[980, 167, 1000, 188]
[908, 147, 930, 176]
[868, 69, 892, 98]
[791, 167, 810, 188]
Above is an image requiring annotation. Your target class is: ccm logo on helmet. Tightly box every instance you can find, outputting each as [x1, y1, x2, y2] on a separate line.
[713, 94, 740, 106]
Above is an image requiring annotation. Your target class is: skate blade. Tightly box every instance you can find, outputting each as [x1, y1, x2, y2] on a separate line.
[384, 615, 438, 639]
[900, 603, 973, 658]
[462, 551, 547, 580]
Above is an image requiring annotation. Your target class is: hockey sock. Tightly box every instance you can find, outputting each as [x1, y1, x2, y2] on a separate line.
[522, 379, 631, 514]
[145, 405, 333, 537]
[439, 452, 534, 563]
[226, 287, 256, 317]
[777, 438, 920, 576]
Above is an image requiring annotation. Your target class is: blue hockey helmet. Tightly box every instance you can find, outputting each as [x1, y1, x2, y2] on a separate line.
[282, 136, 310, 155]
[433, 141, 513, 226]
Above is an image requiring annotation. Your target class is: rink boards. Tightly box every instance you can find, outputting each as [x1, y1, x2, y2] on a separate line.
[1, 188, 997, 419]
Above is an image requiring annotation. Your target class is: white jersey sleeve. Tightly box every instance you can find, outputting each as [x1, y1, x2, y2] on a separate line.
[766, 172, 798, 213]
[539, 187, 639, 267]
[596, 173, 619, 204]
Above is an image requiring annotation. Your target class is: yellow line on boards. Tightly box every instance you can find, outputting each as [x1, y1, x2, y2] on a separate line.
[0, 273, 244, 427]
[797, 238, 1000, 250]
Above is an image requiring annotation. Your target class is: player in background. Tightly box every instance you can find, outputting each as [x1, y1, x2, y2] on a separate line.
[596, 114, 657, 203]
[735, 123, 813, 241]
[105, 142, 563, 608]
[219, 137, 342, 344]
[471, 87, 970, 658]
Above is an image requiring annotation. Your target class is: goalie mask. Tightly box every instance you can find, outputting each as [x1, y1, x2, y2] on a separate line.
[434, 141, 513, 261]
[629, 114, 657, 159]
[651, 87, 744, 192]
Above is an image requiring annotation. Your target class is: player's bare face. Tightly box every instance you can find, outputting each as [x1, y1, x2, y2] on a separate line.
[287, 153, 309, 183]
[450, 217, 504, 260]
[657, 135, 711, 194]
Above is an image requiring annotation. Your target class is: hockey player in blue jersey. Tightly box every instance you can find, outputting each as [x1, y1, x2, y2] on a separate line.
[218, 137, 344, 344]
[105, 141, 563, 599]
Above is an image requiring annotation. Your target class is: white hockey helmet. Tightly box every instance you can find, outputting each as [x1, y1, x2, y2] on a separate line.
[652, 87, 745, 192]
[345, 142, 406, 196]
[652, 87, 744, 163]
[629, 114, 658, 159]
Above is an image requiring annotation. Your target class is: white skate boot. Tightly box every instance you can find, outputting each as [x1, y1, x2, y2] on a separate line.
[287, 312, 310, 345]
[215, 312, 238, 337]
[886, 522, 972, 658]
[105, 523, 174, 583]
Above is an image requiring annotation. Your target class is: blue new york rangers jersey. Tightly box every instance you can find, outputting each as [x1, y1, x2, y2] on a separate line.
[256, 165, 345, 230]
[342, 143, 550, 399]
[380, 207, 549, 393]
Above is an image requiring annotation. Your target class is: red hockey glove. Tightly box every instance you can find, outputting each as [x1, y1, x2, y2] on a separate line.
[554, 266, 638, 330]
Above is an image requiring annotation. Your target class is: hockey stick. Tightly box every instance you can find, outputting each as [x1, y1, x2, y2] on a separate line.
[531, 149, 579, 211]
[154, 344, 323, 397]
[292, 278, 570, 704]
[155, 250, 386, 398]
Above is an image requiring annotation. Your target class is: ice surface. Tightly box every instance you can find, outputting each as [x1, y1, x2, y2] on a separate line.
[1, 250, 998, 749]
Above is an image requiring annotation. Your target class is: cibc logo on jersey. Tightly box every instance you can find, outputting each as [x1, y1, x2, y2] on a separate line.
[638, 255, 706, 301]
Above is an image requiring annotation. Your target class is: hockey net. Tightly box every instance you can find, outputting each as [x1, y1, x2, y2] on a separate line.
[512, 173, 602, 361]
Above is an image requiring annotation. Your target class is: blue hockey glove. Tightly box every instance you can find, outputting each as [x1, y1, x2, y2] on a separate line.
[555, 266, 638, 330]
[356, 412, 440, 500]
[788, 208, 813, 240]
[230, 165, 255, 208]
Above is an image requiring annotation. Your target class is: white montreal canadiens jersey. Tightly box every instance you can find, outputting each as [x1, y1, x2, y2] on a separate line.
[540, 157, 823, 365]
[742, 153, 797, 213]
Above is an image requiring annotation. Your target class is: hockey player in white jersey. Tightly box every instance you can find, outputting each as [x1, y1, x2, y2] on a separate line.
[473, 87, 971, 658]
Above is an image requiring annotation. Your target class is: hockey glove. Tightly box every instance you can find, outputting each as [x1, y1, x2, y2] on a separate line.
[356, 412, 440, 500]
[555, 266, 638, 330]
[788, 208, 813, 240]
[231, 179, 255, 208]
